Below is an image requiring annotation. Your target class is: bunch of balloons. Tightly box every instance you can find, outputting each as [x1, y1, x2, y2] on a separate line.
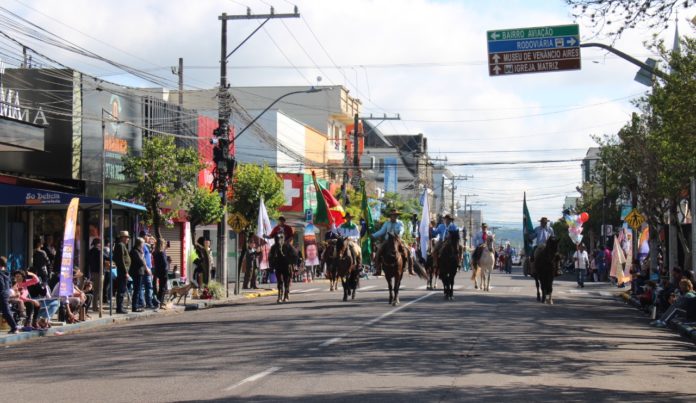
[565, 212, 589, 245]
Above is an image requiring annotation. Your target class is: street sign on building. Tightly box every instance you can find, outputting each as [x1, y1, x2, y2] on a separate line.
[487, 24, 581, 76]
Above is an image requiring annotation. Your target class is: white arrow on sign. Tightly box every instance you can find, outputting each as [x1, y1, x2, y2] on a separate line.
[489, 32, 500, 40]
[492, 65, 501, 75]
[566, 37, 577, 46]
[492, 54, 501, 64]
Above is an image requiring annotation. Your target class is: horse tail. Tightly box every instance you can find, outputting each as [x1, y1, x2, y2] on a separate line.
[412, 256, 428, 280]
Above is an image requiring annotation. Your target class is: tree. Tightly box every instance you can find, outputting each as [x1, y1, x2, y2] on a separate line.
[121, 134, 202, 248]
[228, 163, 284, 232]
[374, 191, 422, 244]
[566, 0, 688, 38]
[188, 187, 225, 240]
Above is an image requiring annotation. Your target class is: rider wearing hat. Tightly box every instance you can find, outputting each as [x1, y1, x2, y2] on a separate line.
[471, 223, 492, 271]
[432, 214, 459, 267]
[371, 209, 411, 275]
[338, 212, 360, 241]
[528, 217, 555, 262]
[267, 216, 294, 241]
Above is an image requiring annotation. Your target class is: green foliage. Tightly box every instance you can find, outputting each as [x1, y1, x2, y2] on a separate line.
[121, 135, 203, 240]
[206, 280, 225, 300]
[371, 191, 421, 244]
[188, 187, 224, 232]
[229, 163, 284, 231]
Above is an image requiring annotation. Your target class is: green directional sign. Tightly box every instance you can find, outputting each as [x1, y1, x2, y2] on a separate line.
[488, 24, 579, 41]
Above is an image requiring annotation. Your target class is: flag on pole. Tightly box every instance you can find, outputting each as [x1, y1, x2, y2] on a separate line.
[522, 192, 534, 257]
[58, 197, 79, 297]
[312, 170, 345, 228]
[256, 198, 272, 239]
[360, 180, 374, 265]
[418, 189, 430, 260]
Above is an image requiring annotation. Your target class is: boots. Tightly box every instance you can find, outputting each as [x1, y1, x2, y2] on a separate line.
[116, 293, 127, 314]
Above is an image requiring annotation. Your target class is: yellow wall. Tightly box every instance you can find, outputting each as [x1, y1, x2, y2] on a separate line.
[305, 126, 328, 180]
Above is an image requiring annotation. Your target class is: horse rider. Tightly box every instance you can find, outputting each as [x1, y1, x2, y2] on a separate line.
[432, 214, 459, 268]
[372, 209, 412, 275]
[338, 212, 360, 241]
[266, 216, 294, 241]
[471, 222, 492, 270]
[528, 217, 555, 262]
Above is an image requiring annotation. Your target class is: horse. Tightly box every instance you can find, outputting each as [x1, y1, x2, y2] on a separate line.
[529, 236, 560, 304]
[425, 238, 439, 290]
[377, 235, 427, 306]
[471, 235, 495, 291]
[437, 230, 463, 300]
[324, 236, 362, 301]
[321, 240, 340, 292]
[268, 233, 299, 303]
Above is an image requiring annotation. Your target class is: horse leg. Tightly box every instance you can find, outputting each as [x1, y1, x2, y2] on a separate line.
[546, 276, 554, 305]
[342, 276, 348, 302]
[277, 273, 283, 303]
[386, 275, 393, 305]
[534, 275, 542, 302]
[393, 271, 403, 306]
[283, 272, 290, 302]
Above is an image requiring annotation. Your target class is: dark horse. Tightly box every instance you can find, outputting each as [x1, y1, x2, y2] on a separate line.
[529, 236, 560, 304]
[323, 237, 362, 301]
[378, 235, 427, 306]
[437, 231, 463, 301]
[269, 233, 299, 304]
[425, 239, 439, 290]
[321, 240, 340, 292]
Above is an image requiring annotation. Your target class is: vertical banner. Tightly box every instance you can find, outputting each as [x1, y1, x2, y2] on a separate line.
[58, 197, 79, 297]
[303, 223, 320, 267]
[418, 189, 430, 260]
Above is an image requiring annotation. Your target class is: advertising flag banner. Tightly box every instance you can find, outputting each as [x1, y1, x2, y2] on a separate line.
[58, 197, 79, 297]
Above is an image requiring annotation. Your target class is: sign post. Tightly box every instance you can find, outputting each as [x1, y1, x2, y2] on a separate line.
[487, 24, 581, 76]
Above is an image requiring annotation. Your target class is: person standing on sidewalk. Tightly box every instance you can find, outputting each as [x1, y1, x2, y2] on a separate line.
[573, 243, 590, 288]
[129, 237, 147, 313]
[113, 231, 131, 314]
[0, 256, 19, 334]
[139, 231, 158, 310]
[152, 239, 169, 308]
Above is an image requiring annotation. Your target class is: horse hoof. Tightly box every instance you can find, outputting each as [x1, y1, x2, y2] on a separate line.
[352, 294, 356, 300]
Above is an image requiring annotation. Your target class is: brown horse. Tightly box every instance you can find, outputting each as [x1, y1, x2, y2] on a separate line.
[437, 231, 463, 300]
[425, 238, 439, 290]
[377, 235, 427, 306]
[269, 233, 299, 304]
[324, 237, 362, 301]
[321, 240, 340, 292]
[529, 236, 560, 304]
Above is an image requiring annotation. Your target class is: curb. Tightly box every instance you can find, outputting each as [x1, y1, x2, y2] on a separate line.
[619, 292, 696, 344]
[1, 307, 182, 346]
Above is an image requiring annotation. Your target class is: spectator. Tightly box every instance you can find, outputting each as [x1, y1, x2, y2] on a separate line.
[153, 239, 169, 307]
[573, 244, 589, 288]
[638, 280, 657, 308]
[139, 231, 158, 310]
[13, 270, 41, 329]
[658, 267, 683, 312]
[0, 256, 19, 334]
[129, 237, 147, 313]
[113, 231, 131, 314]
[651, 279, 696, 327]
[29, 239, 51, 296]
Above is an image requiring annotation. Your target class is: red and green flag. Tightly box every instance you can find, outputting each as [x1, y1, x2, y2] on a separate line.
[360, 180, 374, 265]
[312, 171, 345, 228]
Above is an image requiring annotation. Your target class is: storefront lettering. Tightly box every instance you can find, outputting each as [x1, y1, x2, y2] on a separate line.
[25, 192, 61, 205]
[0, 77, 50, 126]
[104, 134, 128, 154]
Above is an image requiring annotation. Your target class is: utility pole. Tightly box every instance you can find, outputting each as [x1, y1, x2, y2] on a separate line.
[177, 57, 183, 106]
[449, 175, 473, 216]
[691, 178, 695, 271]
[461, 193, 478, 245]
[216, 7, 299, 295]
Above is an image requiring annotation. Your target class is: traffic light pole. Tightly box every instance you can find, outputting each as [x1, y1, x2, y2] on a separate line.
[217, 8, 299, 295]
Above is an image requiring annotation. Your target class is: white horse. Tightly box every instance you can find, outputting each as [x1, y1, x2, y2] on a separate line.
[471, 235, 495, 291]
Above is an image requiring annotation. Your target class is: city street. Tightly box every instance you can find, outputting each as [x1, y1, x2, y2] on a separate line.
[2, 267, 695, 402]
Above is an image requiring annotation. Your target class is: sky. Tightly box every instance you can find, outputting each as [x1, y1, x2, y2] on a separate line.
[2, 0, 695, 227]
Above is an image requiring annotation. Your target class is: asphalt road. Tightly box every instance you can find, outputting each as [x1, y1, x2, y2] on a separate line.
[2, 267, 695, 402]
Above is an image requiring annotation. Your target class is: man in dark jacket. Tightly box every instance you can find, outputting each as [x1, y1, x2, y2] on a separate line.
[153, 239, 169, 307]
[87, 238, 105, 312]
[0, 256, 19, 334]
[113, 231, 131, 314]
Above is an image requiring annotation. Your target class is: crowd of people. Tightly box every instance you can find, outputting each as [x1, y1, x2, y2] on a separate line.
[1, 230, 172, 334]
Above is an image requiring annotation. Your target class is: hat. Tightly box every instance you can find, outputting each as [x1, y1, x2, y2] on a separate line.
[118, 230, 130, 238]
[344, 212, 353, 219]
[539, 217, 549, 222]
[389, 209, 400, 216]
[444, 214, 453, 220]
[481, 223, 488, 227]
[278, 216, 286, 222]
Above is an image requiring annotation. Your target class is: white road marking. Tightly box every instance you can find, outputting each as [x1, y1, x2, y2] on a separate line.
[599, 291, 614, 297]
[319, 291, 437, 347]
[290, 288, 320, 294]
[510, 287, 521, 292]
[357, 285, 377, 291]
[225, 367, 281, 391]
[417, 285, 428, 290]
[453, 285, 463, 290]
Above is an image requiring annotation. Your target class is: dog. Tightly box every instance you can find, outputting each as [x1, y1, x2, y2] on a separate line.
[168, 282, 194, 305]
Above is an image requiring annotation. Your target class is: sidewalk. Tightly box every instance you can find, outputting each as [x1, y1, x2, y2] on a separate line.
[621, 292, 696, 343]
[1, 286, 281, 346]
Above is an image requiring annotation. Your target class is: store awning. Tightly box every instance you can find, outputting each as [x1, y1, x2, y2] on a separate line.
[0, 183, 146, 211]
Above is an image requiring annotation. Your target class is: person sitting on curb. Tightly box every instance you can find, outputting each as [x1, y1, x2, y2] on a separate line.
[0, 256, 19, 334]
[651, 279, 696, 328]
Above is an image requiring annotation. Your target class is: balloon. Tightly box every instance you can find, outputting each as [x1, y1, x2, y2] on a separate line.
[569, 232, 583, 245]
[579, 212, 590, 223]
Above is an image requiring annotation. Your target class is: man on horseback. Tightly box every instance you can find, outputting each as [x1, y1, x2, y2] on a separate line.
[267, 216, 294, 240]
[337, 213, 360, 241]
[528, 217, 555, 262]
[471, 222, 492, 271]
[432, 214, 459, 269]
[372, 209, 411, 276]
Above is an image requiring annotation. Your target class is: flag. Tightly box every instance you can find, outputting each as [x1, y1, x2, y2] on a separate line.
[610, 235, 630, 284]
[256, 198, 272, 239]
[360, 180, 374, 265]
[312, 170, 345, 228]
[58, 198, 79, 297]
[522, 192, 534, 257]
[418, 189, 430, 260]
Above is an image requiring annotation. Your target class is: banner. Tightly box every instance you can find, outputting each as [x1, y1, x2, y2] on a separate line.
[256, 198, 273, 270]
[360, 180, 375, 265]
[303, 223, 320, 266]
[418, 189, 430, 260]
[311, 170, 345, 228]
[58, 197, 79, 297]
[522, 192, 534, 256]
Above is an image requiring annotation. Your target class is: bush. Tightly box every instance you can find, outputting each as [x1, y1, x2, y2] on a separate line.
[206, 280, 226, 300]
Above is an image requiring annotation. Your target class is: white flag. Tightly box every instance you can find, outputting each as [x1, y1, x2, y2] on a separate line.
[419, 189, 430, 260]
[257, 198, 272, 239]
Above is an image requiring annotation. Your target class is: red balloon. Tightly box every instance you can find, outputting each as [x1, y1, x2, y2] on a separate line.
[579, 212, 590, 223]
